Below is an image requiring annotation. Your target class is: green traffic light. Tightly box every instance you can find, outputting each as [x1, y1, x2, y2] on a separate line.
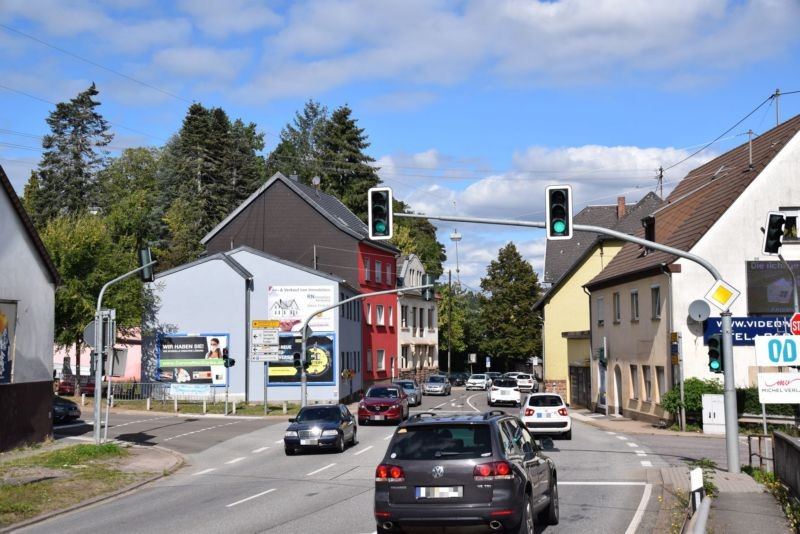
[374, 221, 387, 234]
[553, 220, 566, 234]
[709, 360, 721, 371]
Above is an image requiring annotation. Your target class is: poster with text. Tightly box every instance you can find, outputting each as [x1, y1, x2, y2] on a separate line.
[746, 261, 800, 315]
[0, 302, 16, 384]
[267, 286, 335, 333]
[267, 333, 335, 385]
[157, 334, 229, 386]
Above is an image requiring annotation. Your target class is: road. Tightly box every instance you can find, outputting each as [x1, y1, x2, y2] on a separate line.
[37, 388, 672, 533]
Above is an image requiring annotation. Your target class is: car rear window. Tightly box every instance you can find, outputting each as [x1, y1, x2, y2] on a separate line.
[527, 395, 564, 407]
[493, 379, 517, 388]
[470, 375, 486, 379]
[396, 381, 415, 389]
[516, 374, 531, 380]
[389, 424, 492, 460]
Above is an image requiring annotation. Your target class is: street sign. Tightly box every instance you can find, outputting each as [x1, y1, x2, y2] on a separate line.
[792, 312, 800, 335]
[703, 279, 740, 311]
[83, 320, 96, 349]
[754, 335, 799, 366]
[251, 320, 282, 362]
[485, 356, 491, 369]
[757, 372, 800, 403]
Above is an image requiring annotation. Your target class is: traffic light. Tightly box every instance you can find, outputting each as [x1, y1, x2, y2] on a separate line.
[545, 185, 573, 240]
[707, 333, 723, 374]
[762, 211, 787, 255]
[138, 247, 154, 283]
[223, 348, 236, 368]
[293, 352, 302, 369]
[423, 274, 434, 301]
[368, 187, 393, 240]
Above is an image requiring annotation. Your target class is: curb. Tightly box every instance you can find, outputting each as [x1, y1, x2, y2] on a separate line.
[0, 445, 185, 533]
[571, 411, 724, 438]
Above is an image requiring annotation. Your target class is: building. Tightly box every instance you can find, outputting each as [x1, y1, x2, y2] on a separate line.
[201, 172, 400, 390]
[535, 193, 663, 406]
[585, 115, 800, 423]
[0, 164, 60, 451]
[396, 254, 438, 381]
[145, 246, 361, 403]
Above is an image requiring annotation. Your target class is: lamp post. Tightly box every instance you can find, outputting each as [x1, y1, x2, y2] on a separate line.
[450, 229, 462, 287]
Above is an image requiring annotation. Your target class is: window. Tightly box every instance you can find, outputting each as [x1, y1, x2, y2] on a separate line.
[428, 308, 434, 329]
[375, 260, 383, 283]
[401, 305, 408, 328]
[419, 308, 424, 331]
[386, 264, 393, 287]
[613, 292, 621, 322]
[356, 350, 361, 372]
[376, 304, 385, 326]
[377, 349, 385, 371]
[366, 303, 372, 325]
[367, 349, 372, 372]
[401, 346, 409, 368]
[630, 365, 639, 400]
[643, 366, 652, 402]
[596, 296, 605, 326]
[412, 307, 417, 329]
[364, 257, 371, 281]
[656, 366, 666, 400]
[651, 286, 661, 319]
[389, 306, 394, 327]
[630, 290, 639, 321]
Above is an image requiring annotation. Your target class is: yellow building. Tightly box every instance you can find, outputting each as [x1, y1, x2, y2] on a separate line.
[535, 193, 662, 406]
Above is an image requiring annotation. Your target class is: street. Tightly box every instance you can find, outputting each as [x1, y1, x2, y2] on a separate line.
[32, 387, 686, 533]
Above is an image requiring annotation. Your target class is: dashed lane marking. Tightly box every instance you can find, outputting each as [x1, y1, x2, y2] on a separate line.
[226, 457, 246, 464]
[226, 488, 276, 508]
[641, 461, 653, 467]
[193, 468, 216, 476]
[626, 442, 638, 448]
[616, 435, 629, 441]
[162, 421, 240, 442]
[306, 463, 336, 476]
[252, 446, 270, 453]
[353, 445, 374, 456]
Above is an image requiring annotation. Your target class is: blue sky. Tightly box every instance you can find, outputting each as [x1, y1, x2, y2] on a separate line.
[2, 0, 800, 291]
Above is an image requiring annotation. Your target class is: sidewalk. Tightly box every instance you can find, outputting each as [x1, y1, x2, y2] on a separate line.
[571, 408, 793, 533]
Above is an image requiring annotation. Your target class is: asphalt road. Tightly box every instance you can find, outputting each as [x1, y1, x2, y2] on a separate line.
[37, 388, 668, 533]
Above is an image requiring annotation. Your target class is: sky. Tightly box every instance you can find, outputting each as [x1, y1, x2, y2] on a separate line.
[2, 0, 800, 292]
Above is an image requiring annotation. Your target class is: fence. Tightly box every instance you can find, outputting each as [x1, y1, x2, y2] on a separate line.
[774, 431, 800, 507]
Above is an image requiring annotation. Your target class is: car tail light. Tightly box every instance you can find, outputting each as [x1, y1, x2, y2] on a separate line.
[558, 408, 568, 416]
[524, 408, 535, 417]
[491, 387, 498, 391]
[473, 461, 513, 480]
[376, 464, 405, 482]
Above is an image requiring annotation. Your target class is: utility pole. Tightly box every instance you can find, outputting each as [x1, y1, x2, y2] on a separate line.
[448, 269, 452, 375]
[775, 88, 781, 126]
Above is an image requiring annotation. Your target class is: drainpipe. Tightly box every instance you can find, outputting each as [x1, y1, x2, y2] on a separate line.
[661, 263, 683, 431]
[245, 276, 253, 403]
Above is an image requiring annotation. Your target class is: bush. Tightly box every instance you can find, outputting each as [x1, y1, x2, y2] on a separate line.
[661, 377, 723, 419]
[736, 386, 796, 416]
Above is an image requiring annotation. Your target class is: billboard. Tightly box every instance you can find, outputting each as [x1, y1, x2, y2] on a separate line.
[156, 334, 229, 386]
[746, 261, 800, 315]
[267, 286, 335, 332]
[0, 302, 16, 384]
[267, 333, 335, 385]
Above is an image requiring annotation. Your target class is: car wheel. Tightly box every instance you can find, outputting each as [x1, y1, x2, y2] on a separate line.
[538, 477, 560, 525]
[488, 400, 494, 407]
[350, 428, 358, 446]
[336, 434, 345, 453]
[284, 447, 296, 456]
[564, 429, 572, 440]
[515, 493, 534, 534]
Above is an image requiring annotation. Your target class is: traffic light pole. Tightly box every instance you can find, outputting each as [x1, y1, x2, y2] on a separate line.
[298, 284, 434, 408]
[395, 212, 742, 473]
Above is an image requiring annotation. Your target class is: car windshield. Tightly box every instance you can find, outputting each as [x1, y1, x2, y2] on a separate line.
[296, 407, 340, 422]
[427, 376, 446, 383]
[528, 395, 564, 407]
[517, 374, 531, 380]
[493, 379, 517, 388]
[396, 382, 416, 390]
[367, 387, 400, 398]
[470, 375, 486, 380]
[388, 424, 492, 460]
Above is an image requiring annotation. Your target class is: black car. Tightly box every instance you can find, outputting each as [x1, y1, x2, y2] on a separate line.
[448, 372, 468, 386]
[283, 404, 357, 455]
[52, 395, 81, 424]
[374, 410, 558, 533]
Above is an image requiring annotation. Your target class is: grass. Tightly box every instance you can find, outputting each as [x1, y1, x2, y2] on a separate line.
[0, 443, 149, 527]
[742, 466, 800, 532]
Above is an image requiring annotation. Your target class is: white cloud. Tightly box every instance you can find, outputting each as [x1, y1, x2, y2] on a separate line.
[1, 0, 113, 36]
[152, 46, 251, 81]
[177, 0, 281, 38]
[100, 18, 193, 54]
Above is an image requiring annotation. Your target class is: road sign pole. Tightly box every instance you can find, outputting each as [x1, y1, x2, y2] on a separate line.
[264, 362, 269, 415]
[721, 312, 740, 473]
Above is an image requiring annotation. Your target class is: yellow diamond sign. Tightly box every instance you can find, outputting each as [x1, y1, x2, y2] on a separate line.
[704, 280, 740, 311]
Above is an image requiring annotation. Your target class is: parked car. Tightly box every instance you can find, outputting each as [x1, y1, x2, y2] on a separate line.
[465, 374, 491, 391]
[395, 380, 422, 407]
[503, 371, 522, 380]
[374, 410, 559, 533]
[358, 384, 410, 425]
[56, 377, 76, 396]
[485, 371, 502, 384]
[422, 375, 451, 396]
[284, 404, 357, 455]
[52, 395, 81, 424]
[515, 373, 537, 392]
[520, 393, 572, 440]
[487, 377, 521, 407]
[447, 372, 467, 386]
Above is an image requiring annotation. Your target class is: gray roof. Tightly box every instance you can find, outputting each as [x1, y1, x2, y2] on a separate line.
[155, 251, 253, 280]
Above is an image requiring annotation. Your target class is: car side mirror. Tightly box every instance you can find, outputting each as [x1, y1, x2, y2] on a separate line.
[359, 392, 365, 400]
[288, 418, 296, 423]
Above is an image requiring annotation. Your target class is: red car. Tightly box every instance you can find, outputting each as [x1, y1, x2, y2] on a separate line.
[56, 377, 76, 396]
[357, 384, 409, 425]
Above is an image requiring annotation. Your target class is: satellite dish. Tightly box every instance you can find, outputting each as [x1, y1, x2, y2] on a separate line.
[688, 299, 711, 322]
[311, 176, 321, 186]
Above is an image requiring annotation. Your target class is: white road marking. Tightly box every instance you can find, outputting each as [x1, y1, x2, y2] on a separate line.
[353, 445, 374, 456]
[383, 434, 393, 440]
[558, 481, 647, 486]
[226, 457, 246, 465]
[606, 431, 617, 435]
[465, 393, 484, 413]
[641, 461, 653, 467]
[275, 439, 284, 444]
[624, 483, 652, 534]
[306, 463, 337, 476]
[252, 446, 270, 453]
[433, 400, 449, 409]
[113, 417, 169, 428]
[626, 442, 638, 448]
[635, 451, 647, 456]
[193, 468, 216, 476]
[226, 488, 276, 508]
[616, 435, 628, 441]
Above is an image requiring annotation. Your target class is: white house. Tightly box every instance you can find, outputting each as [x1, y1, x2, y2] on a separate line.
[396, 254, 438, 381]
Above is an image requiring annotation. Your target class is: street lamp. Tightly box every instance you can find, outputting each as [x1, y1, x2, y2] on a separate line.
[450, 229, 462, 286]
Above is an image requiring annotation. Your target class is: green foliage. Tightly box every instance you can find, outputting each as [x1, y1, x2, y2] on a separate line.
[743, 466, 800, 531]
[437, 282, 467, 355]
[687, 458, 718, 497]
[736, 386, 796, 416]
[661, 377, 723, 416]
[392, 199, 446, 280]
[265, 99, 328, 182]
[478, 243, 542, 365]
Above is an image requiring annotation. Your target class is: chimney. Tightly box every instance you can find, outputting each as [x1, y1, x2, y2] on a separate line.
[617, 196, 626, 219]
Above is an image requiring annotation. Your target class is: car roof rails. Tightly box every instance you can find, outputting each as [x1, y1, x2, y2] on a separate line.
[408, 412, 438, 421]
[483, 409, 507, 420]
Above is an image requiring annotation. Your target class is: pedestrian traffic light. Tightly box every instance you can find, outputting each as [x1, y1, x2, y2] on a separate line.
[762, 211, 787, 255]
[223, 348, 236, 368]
[707, 333, 723, 374]
[545, 185, 573, 240]
[138, 247, 154, 283]
[423, 274, 434, 301]
[368, 187, 393, 240]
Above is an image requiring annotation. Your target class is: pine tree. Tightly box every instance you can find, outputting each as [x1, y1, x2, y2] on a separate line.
[478, 243, 542, 368]
[33, 83, 112, 226]
[265, 99, 328, 182]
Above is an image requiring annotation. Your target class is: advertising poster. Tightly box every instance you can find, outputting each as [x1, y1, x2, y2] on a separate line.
[267, 286, 335, 333]
[157, 334, 229, 386]
[746, 261, 800, 315]
[0, 302, 16, 384]
[268, 333, 335, 385]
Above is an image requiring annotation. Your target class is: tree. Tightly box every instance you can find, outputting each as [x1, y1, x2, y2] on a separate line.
[438, 281, 467, 364]
[393, 199, 446, 280]
[265, 99, 328, 182]
[32, 83, 113, 227]
[478, 243, 543, 367]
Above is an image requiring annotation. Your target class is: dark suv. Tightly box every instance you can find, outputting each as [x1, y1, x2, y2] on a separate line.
[374, 410, 559, 533]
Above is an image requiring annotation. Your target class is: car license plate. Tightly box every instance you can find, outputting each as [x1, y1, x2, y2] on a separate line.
[371, 415, 385, 421]
[300, 439, 318, 445]
[416, 486, 463, 499]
